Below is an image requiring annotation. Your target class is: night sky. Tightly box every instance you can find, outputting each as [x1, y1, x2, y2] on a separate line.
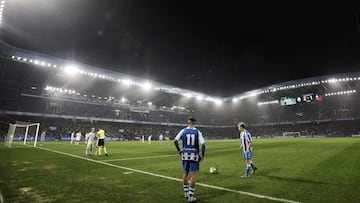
[2, 0, 360, 96]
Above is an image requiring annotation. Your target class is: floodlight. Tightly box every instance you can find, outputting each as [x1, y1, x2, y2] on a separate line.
[232, 98, 238, 103]
[214, 99, 223, 105]
[64, 65, 79, 75]
[183, 93, 193, 98]
[142, 82, 152, 90]
[148, 102, 152, 106]
[121, 97, 126, 102]
[34, 60, 39, 64]
[196, 95, 204, 101]
[122, 79, 132, 86]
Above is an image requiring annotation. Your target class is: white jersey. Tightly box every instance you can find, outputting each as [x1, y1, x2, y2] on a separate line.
[159, 134, 163, 140]
[40, 131, 46, 141]
[76, 132, 82, 141]
[87, 132, 96, 144]
[240, 129, 253, 152]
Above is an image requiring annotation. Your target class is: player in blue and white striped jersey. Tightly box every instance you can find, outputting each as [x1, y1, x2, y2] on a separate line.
[238, 122, 257, 178]
[174, 117, 206, 202]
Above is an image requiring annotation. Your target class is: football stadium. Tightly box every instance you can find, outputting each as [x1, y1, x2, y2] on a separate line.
[1, 1, 360, 203]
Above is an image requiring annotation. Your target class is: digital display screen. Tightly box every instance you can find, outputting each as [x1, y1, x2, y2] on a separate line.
[302, 93, 314, 103]
[280, 97, 297, 106]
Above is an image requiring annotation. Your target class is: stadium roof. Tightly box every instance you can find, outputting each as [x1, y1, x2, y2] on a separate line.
[1, 40, 360, 106]
[1, 1, 360, 97]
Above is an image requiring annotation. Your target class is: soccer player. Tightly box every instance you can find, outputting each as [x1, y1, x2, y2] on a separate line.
[39, 130, 46, 146]
[75, 131, 82, 145]
[70, 131, 75, 144]
[238, 122, 257, 178]
[174, 117, 205, 202]
[95, 128, 108, 156]
[85, 128, 97, 156]
[159, 134, 164, 144]
[148, 135, 152, 144]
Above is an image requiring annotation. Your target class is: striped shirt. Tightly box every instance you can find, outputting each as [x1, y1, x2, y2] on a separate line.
[240, 129, 252, 152]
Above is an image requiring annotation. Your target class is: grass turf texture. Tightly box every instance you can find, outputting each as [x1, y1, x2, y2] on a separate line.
[0, 138, 360, 203]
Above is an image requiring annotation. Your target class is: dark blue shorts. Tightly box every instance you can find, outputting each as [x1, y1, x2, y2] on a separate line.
[243, 151, 253, 160]
[182, 160, 199, 173]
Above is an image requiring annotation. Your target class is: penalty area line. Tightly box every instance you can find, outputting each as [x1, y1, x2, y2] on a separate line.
[37, 146, 301, 203]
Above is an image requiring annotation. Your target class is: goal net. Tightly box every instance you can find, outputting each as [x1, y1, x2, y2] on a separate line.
[5, 122, 40, 147]
[282, 131, 301, 138]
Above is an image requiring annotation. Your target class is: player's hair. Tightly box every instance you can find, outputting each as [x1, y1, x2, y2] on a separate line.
[238, 122, 246, 129]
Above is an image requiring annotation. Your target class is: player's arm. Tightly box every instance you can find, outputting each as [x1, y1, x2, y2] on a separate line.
[198, 131, 206, 161]
[174, 129, 184, 155]
[239, 132, 243, 149]
[246, 132, 252, 152]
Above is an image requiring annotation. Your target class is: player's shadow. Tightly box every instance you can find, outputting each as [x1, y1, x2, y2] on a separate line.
[259, 168, 334, 186]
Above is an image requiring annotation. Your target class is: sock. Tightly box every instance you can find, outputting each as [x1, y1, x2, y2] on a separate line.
[251, 163, 256, 169]
[189, 186, 195, 197]
[99, 148, 102, 156]
[104, 147, 108, 154]
[245, 165, 251, 176]
[183, 184, 189, 195]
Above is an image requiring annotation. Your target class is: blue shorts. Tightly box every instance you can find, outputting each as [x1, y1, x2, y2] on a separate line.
[243, 151, 253, 160]
[182, 160, 199, 173]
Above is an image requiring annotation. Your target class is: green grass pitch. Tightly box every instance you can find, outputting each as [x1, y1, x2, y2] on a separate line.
[0, 138, 360, 203]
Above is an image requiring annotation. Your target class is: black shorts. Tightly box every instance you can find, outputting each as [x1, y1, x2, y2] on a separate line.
[98, 139, 105, 146]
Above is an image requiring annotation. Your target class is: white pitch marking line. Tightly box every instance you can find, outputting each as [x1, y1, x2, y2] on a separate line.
[37, 146, 301, 203]
[104, 148, 239, 162]
[104, 154, 176, 162]
[0, 189, 4, 203]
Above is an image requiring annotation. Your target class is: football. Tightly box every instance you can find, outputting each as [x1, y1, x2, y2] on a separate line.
[209, 166, 217, 174]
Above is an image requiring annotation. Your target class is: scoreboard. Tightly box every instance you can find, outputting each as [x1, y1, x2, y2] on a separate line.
[280, 93, 323, 106]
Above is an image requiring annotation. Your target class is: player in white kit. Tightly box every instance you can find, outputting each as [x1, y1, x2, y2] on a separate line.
[159, 134, 164, 144]
[70, 131, 75, 144]
[75, 131, 82, 145]
[86, 128, 97, 156]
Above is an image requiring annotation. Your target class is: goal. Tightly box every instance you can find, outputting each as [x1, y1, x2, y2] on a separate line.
[5, 122, 40, 147]
[282, 131, 301, 138]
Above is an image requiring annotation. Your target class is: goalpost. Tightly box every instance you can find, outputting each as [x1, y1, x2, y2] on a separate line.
[282, 131, 301, 138]
[5, 122, 40, 147]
